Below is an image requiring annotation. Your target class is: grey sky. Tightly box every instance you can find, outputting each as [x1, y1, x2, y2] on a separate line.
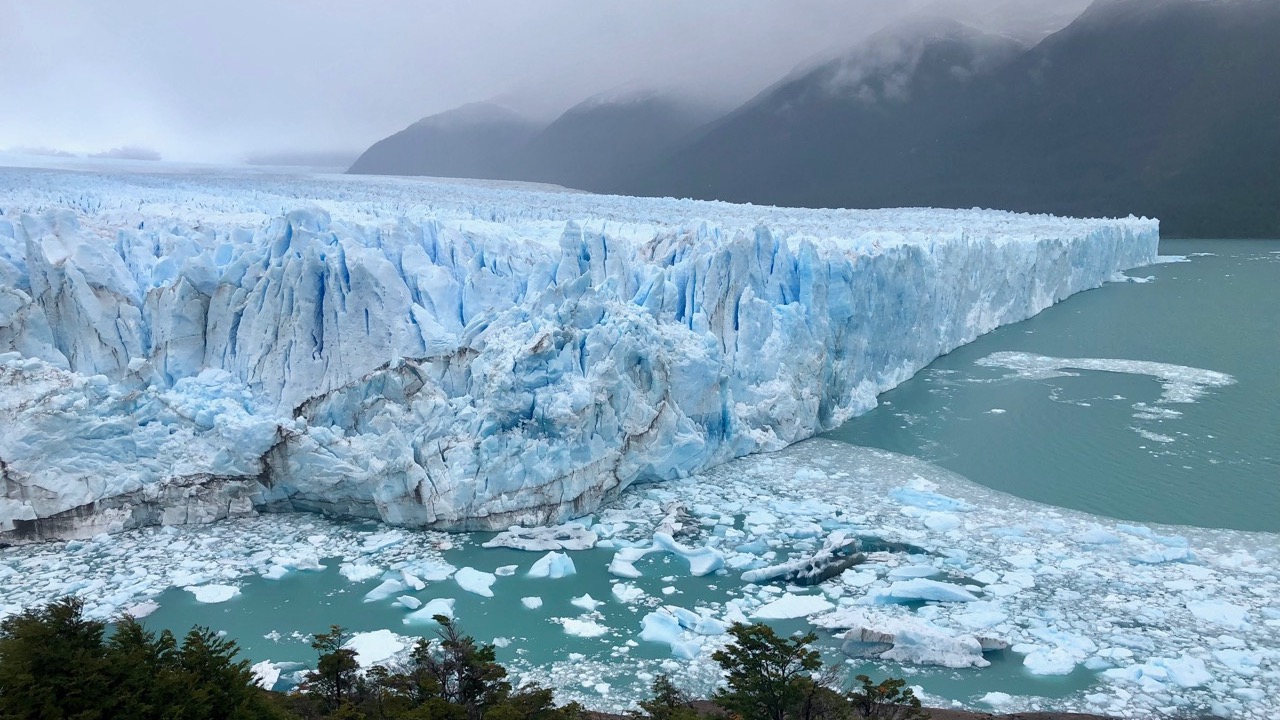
[0, 1, 1087, 163]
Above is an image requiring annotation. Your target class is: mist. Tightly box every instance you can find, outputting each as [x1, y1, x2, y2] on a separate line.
[0, 0, 1089, 163]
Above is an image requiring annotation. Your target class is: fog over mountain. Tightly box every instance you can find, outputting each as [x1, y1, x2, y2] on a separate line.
[7, 1, 1075, 162]
[352, 0, 1279, 238]
[627, 0, 1279, 238]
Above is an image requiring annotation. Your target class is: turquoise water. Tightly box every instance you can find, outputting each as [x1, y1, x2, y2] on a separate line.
[825, 240, 1280, 531]
[141, 534, 1098, 706]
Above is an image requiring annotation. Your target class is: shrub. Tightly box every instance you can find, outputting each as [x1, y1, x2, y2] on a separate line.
[847, 675, 927, 720]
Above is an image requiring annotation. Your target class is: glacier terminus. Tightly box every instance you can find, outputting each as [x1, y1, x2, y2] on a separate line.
[0, 167, 1158, 544]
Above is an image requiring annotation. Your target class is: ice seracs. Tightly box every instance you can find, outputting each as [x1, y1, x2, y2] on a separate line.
[0, 166, 1158, 543]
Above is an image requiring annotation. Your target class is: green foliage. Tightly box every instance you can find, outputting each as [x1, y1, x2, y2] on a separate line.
[710, 622, 839, 720]
[0, 597, 282, 720]
[0, 596, 112, 720]
[304, 625, 363, 712]
[1, 600, 927, 720]
[847, 675, 927, 720]
[280, 615, 580, 720]
[635, 674, 700, 720]
[408, 615, 512, 718]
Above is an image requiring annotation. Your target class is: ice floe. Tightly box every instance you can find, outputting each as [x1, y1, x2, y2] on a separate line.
[344, 629, 408, 666]
[404, 598, 455, 624]
[454, 567, 496, 597]
[186, 584, 240, 603]
[527, 552, 576, 579]
[753, 593, 835, 619]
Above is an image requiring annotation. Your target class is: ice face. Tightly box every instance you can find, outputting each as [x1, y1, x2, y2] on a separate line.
[0, 166, 1158, 543]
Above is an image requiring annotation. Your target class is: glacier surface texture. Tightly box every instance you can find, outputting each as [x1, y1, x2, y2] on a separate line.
[0, 167, 1158, 543]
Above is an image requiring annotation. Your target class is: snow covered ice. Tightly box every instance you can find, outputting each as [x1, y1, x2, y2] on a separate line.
[0, 166, 1157, 542]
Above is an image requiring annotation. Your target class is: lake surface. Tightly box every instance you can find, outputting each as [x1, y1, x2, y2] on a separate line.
[827, 239, 1280, 531]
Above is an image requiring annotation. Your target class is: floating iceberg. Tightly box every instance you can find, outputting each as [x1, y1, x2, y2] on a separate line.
[185, 584, 240, 603]
[0, 166, 1158, 543]
[344, 629, 407, 666]
[403, 597, 455, 624]
[453, 567, 496, 597]
[527, 551, 576, 579]
[753, 593, 835, 619]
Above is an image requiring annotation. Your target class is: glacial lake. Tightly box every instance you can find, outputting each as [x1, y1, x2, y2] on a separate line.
[826, 239, 1280, 532]
[3, 239, 1276, 717]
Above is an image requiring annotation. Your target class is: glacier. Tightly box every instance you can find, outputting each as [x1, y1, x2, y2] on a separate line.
[0, 165, 1158, 544]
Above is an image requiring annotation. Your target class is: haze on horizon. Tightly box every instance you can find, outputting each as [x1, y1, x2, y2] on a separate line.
[0, 0, 1089, 164]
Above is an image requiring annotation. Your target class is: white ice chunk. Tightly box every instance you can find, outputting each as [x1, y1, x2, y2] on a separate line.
[454, 567, 496, 597]
[403, 598, 455, 624]
[185, 584, 240, 603]
[559, 617, 609, 637]
[754, 593, 835, 619]
[364, 579, 406, 603]
[527, 552, 576, 579]
[868, 579, 978, 604]
[1187, 600, 1250, 629]
[251, 660, 281, 690]
[344, 629, 406, 666]
[612, 583, 645, 604]
[339, 563, 383, 582]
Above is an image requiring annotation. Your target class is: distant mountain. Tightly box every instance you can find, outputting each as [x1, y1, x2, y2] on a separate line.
[347, 102, 544, 179]
[89, 146, 162, 161]
[624, 18, 1027, 208]
[348, 93, 720, 193]
[506, 92, 722, 193]
[627, 0, 1279, 238]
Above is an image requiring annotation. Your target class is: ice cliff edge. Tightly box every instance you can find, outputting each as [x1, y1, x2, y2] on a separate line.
[0, 168, 1159, 543]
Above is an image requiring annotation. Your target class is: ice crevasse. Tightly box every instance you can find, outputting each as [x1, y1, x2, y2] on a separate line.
[0, 169, 1159, 543]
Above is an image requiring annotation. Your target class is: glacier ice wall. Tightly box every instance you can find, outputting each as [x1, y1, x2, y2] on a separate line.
[0, 167, 1159, 543]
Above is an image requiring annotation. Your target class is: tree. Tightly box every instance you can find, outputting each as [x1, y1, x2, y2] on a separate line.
[846, 675, 927, 720]
[305, 625, 362, 712]
[0, 598, 281, 720]
[407, 615, 512, 720]
[0, 596, 113, 719]
[636, 674, 700, 720]
[710, 622, 840, 720]
[107, 617, 181, 717]
[174, 626, 280, 719]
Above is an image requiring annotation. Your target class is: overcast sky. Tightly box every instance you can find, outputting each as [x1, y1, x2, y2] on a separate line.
[0, 1, 1086, 163]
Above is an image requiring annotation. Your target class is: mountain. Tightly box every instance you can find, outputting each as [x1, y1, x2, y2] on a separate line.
[349, 92, 720, 193]
[346, 102, 544, 179]
[506, 92, 722, 193]
[624, 18, 1028, 209]
[628, 0, 1280, 238]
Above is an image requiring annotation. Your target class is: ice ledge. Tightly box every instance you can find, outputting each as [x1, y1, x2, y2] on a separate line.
[0, 169, 1159, 543]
